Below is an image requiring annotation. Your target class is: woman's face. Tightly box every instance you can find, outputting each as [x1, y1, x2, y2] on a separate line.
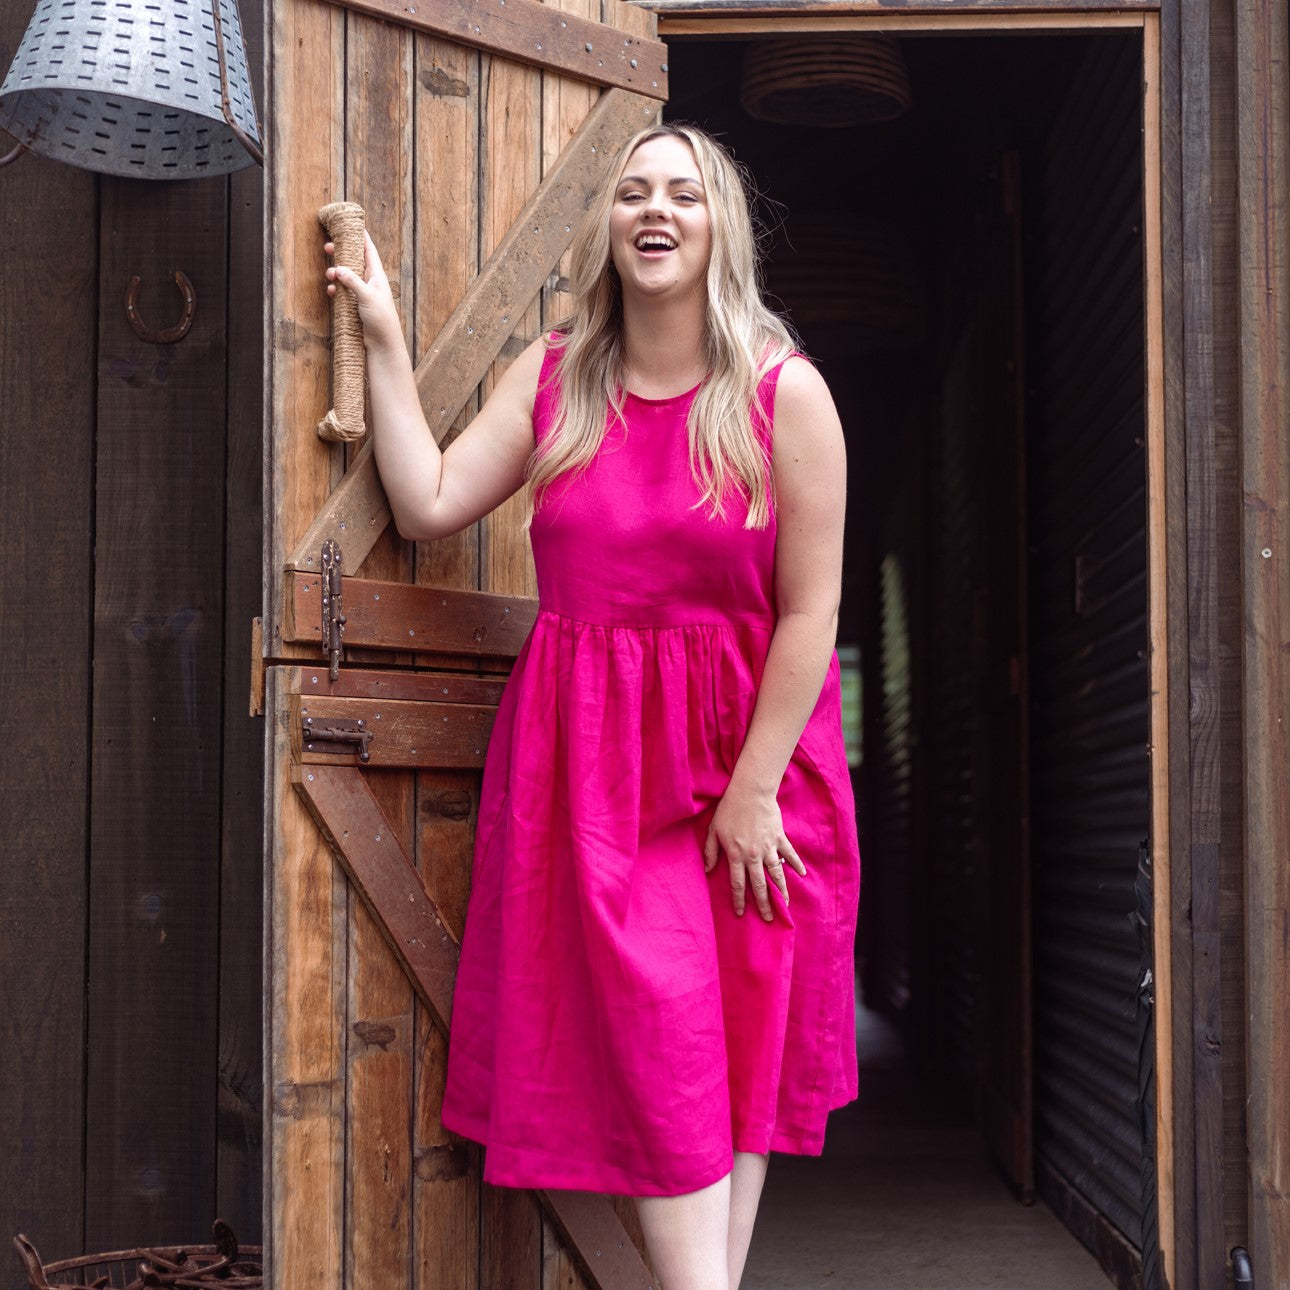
[608, 134, 712, 304]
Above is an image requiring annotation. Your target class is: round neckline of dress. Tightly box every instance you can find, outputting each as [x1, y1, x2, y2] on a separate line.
[622, 377, 706, 405]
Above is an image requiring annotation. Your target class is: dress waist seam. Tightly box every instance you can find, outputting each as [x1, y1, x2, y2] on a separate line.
[533, 605, 775, 635]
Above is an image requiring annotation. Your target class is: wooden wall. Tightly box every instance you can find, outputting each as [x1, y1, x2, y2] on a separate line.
[0, 0, 265, 1268]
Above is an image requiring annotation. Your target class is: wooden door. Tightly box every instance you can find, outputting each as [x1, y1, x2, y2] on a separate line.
[262, 4, 666, 1287]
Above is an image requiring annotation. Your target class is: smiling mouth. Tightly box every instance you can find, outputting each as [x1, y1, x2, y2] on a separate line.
[634, 232, 677, 252]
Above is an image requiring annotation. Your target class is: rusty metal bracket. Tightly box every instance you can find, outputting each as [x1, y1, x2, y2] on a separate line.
[125, 271, 196, 343]
[302, 715, 372, 762]
[321, 539, 345, 680]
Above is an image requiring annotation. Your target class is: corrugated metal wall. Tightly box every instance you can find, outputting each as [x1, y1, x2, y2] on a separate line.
[1023, 34, 1151, 1282]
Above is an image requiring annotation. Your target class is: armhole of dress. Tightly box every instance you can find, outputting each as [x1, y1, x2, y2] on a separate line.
[533, 336, 564, 449]
[754, 350, 808, 459]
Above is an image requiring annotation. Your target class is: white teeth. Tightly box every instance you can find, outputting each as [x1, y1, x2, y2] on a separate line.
[635, 233, 676, 251]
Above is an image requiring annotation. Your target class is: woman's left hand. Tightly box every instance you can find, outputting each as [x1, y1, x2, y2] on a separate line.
[704, 784, 806, 921]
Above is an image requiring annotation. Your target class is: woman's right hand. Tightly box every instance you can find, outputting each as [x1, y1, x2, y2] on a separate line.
[324, 230, 402, 351]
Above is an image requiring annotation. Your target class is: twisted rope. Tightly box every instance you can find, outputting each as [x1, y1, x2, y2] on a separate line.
[317, 201, 367, 442]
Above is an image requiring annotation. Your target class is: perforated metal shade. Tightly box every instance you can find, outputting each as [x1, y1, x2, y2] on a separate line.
[0, 0, 262, 179]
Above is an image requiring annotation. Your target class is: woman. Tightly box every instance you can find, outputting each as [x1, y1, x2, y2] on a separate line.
[325, 122, 860, 1290]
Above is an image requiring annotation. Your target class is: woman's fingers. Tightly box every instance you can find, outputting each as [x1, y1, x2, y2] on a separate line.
[703, 826, 720, 874]
[745, 859, 774, 922]
[780, 837, 807, 878]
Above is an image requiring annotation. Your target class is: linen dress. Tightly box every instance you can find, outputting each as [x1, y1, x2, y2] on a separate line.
[439, 342, 861, 1196]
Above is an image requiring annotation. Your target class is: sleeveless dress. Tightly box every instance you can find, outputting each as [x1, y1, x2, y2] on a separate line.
[440, 342, 861, 1196]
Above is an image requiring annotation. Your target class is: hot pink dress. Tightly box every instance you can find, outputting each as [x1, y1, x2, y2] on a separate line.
[440, 342, 861, 1195]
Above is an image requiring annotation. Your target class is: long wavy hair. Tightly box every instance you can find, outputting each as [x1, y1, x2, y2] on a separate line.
[527, 122, 796, 529]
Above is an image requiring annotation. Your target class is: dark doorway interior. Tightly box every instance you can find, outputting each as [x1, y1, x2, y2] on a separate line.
[667, 30, 1153, 1290]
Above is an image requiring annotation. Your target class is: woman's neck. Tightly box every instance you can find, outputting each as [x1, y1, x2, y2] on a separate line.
[620, 293, 708, 398]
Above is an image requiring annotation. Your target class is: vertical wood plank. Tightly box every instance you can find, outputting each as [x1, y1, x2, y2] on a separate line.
[264, 0, 346, 646]
[1159, 0, 1198, 1281]
[84, 175, 227, 1249]
[414, 37, 482, 594]
[414, 769, 481, 1290]
[1141, 14, 1175, 1283]
[411, 33, 484, 1290]
[341, 16, 417, 1290]
[267, 670, 347, 1290]
[476, 46, 544, 1287]
[1234, 0, 1290, 1278]
[218, 0, 267, 1241]
[0, 94, 96, 1258]
[480, 50, 542, 602]
[265, 0, 347, 1280]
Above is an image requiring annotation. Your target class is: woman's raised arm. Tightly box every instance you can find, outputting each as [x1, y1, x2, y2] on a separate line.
[326, 230, 545, 541]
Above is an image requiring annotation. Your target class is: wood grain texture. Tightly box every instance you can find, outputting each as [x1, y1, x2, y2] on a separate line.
[218, 0, 267, 1243]
[338, 24, 418, 1285]
[264, 0, 346, 653]
[480, 50, 543, 600]
[265, 0, 349, 1277]
[414, 34, 482, 593]
[318, 0, 667, 95]
[284, 87, 659, 576]
[294, 694, 498, 769]
[285, 572, 537, 657]
[1234, 0, 1290, 1278]
[266, 669, 347, 1290]
[1158, 0, 1196, 1281]
[657, 10, 1147, 33]
[409, 37, 484, 1288]
[84, 174, 227, 1251]
[1141, 14, 1175, 1282]
[0, 70, 96, 1258]
[413, 763, 479, 1290]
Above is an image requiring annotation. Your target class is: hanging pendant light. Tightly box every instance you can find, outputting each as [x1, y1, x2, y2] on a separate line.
[0, 0, 262, 179]
[741, 35, 912, 128]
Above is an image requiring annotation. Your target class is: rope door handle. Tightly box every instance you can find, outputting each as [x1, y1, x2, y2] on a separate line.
[317, 201, 367, 443]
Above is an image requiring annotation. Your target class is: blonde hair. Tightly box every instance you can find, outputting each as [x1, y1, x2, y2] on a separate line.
[528, 123, 796, 529]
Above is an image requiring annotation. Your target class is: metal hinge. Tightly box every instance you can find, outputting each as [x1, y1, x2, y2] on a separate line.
[321, 539, 345, 681]
[302, 716, 372, 763]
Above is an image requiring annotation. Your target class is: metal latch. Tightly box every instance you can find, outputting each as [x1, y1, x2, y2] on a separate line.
[321, 539, 345, 681]
[302, 716, 372, 763]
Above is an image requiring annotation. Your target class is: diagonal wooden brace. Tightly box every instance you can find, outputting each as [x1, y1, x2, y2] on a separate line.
[292, 762, 656, 1290]
[287, 86, 658, 573]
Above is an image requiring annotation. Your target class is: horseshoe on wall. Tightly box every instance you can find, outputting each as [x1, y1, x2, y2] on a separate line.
[125, 270, 196, 344]
[0, 141, 27, 169]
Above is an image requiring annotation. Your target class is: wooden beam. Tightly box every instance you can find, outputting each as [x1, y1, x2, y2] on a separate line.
[283, 571, 537, 657]
[295, 763, 661, 1290]
[291, 693, 499, 768]
[537, 1189, 655, 1290]
[294, 764, 461, 1035]
[286, 86, 658, 574]
[320, 0, 668, 97]
[656, 11, 1149, 36]
[290, 664, 508, 705]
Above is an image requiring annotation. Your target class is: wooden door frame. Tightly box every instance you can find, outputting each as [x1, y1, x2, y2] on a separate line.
[647, 5, 1180, 1286]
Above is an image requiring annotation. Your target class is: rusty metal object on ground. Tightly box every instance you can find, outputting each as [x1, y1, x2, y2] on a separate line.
[13, 1220, 262, 1289]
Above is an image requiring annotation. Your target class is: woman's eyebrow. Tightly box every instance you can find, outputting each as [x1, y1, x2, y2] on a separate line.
[616, 174, 704, 188]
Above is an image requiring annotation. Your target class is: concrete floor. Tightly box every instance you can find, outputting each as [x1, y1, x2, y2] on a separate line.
[742, 1004, 1114, 1290]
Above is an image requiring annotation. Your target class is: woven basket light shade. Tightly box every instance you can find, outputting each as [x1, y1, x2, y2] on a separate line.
[0, 0, 262, 178]
[741, 35, 911, 128]
[766, 215, 925, 354]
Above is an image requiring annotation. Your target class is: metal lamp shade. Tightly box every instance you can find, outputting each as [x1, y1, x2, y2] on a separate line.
[0, 0, 262, 179]
[741, 35, 912, 128]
